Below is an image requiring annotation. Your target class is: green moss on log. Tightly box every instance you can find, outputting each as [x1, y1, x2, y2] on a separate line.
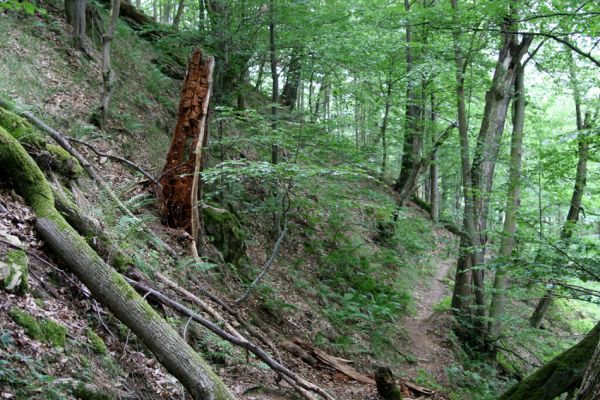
[0, 108, 82, 179]
[499, 322, 600, 400]
[5, 249, 28, 294]
[0, 107, 36, 141]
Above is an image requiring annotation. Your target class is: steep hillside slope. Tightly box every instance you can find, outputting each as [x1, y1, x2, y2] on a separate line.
[0, 5, 464, 400]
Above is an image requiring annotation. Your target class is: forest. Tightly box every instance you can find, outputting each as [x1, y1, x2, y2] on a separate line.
[0, 0, 599, 399]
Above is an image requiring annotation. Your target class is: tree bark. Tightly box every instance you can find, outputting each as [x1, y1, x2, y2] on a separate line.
[64, 0, 89, 55]
[395, 0, 421, 193]
[449, 0, 477, 314]
[159, 49, 214, 257]
[487, 61, 525, 339]
[375, 367, 402, 400]
[450, 0, 532, 341]
[499, 322, 600, 400]
[97, 0, 121, 130]
[578, 337, 600, 400]
[428, 93, 439, 222]
[0, 127, 236, 400]
[380, 77, 393, 177]
[173, 0, 185, 31]
[281, 48, 302, 109]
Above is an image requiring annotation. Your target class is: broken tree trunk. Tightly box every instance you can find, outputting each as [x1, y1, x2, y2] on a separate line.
[375, 367, 402, 400]
[0, 127, 236, 400]
[159, 49, 214, 257]
[499, 321, 600, 400]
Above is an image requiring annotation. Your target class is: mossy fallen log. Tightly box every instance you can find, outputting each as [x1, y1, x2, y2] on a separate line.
[0, 126, 236, 400]
[499, 321, 600, 400]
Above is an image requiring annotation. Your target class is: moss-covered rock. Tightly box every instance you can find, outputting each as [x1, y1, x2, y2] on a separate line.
[86, 328, 108, 355]
[9, 307, 68, 347]
[2, 249, 29, 293]
[202, 204, 247, 265]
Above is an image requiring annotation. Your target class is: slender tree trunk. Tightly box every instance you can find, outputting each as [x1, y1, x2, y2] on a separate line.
[173, 0, 185, 30]
[530, 53, 589, 329]
[380, 78, 393, 177]
[487, 61, 525, 340]
[429, 92, 439, 222]
[97, 0, 121, 130]
[395, 0, 420, 192]
[269, 0, 278, 163]
[69, 0, 89, 56]
[136, 0, 140, 9]
[450, 0, 476, 314]
[254, 58, 265, 90]
[269, 0, 281, 238]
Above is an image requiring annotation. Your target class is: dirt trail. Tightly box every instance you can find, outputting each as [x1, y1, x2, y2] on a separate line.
[402, 228, 456, 384]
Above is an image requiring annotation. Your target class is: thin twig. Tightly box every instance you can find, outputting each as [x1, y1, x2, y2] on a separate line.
[67, 136, 159, 185]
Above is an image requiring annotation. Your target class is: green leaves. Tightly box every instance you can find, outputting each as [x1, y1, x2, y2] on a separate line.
[0, 0, 45, 15]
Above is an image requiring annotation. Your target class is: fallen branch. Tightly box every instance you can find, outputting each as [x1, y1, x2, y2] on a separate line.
[67, 136, 159, 185]
[187, 274, 283, 362]
[236, 222, 288, 304]
[125, 278, 336, 400]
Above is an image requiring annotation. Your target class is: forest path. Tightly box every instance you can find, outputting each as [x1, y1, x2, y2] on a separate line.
[401, 227, 456, 385]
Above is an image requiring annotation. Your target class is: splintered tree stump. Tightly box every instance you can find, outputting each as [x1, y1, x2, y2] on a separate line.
[159, 49, 214, 255]
[375, 367, 402, 400]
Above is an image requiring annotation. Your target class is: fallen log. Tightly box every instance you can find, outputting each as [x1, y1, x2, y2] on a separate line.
[0, 126, 236, 400]
[290, 337, 375, 385]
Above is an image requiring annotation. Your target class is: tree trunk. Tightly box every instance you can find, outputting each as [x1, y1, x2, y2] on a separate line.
[487, 61, 525, 340]
[380, 78, 393, 177]
[450, 0, 532, 341]
[395, 0, 421, 193]
[0, 127, 236, 400]
[173, 0, 185, 31]
[269, 0, 281, 239]
[578, 337, 600, 400]
[449, 0, 477, 315]
[529, 52, 590, 328]
[97, 0, 121, 130]
[281, 48, 302, 109]
[375, 367, 402, 400]
[71, 0, 89, 56]
[499, 322, 600, 400]
[428, 93, 439, 222]
[159, 49, 214, 257]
